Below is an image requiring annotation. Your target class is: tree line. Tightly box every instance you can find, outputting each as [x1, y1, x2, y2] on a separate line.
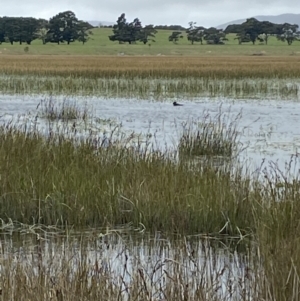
[0, 11, 93, 45]
[109, 14, 300, 46]
[0, 11, 299, 46]
[225, 18, 300, 45]
[172, 18, 300, 45]
[108, 14, 227, 45]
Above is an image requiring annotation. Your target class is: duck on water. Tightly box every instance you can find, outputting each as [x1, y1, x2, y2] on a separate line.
[173, 102, 183, 106]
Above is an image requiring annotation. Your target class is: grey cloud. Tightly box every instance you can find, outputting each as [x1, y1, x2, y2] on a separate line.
[1, 0, 299, 27]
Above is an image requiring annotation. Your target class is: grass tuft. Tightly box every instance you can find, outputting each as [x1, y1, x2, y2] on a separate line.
[37, 97, 90, 121]
[178, 109, 241, 158]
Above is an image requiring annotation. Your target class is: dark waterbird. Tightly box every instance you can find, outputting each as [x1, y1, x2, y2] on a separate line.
[173, 102, 183, 106]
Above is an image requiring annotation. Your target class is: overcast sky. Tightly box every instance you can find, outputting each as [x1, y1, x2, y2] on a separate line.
[1, 0, 298, 27]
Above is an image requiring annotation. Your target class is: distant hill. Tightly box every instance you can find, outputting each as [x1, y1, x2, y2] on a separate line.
[87, 21, 114, 27]
[217, 13, 300, 29]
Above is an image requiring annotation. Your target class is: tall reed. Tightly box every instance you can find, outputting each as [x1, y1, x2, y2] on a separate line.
[0, 232, 262, 301]
[0, 119, 257, 236]
[178, 109, 241, 158]
[37, 97, 90, 121]
[1, 118, 300, 300]
[0, 75, 298, 99]
[252, 160, 300, 301]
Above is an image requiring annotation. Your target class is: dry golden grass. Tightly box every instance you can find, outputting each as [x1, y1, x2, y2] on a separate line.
[1, 55, 300, 78]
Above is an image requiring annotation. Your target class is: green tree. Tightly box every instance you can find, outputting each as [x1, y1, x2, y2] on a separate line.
[203, 27, 227, 44]
[47, 13, 64, 44]
[0, 18, 5, 44]
[138, 24, 157, 44]
[226, 18, 266, 45]
[127, 18, 142, 44]
[234, 33, 251, 44]
[277, 23, 300, 45]
[227, 19, 299, 45]
[109, 14, 150, 44]
[109, 13, 131, 43]
[168, 31, 183, 43]
[21, 17, 40, 44]
[0, 16, 45, 45]
[260, 21, 277, 44]
[243, 18, 263, 44]
[37, 18, 49, 29]
[77, 21, 94, 44]
[186, 22, 205, 44]
[224, 24, 241, 34]
[225, 24, 251, 44]
[47, 11, 80, 44]
[3, 17, 20, 44]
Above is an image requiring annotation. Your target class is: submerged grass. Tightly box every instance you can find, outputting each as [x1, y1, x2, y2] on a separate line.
[0, 75, 298, 99]
[0, 233, 261, 301]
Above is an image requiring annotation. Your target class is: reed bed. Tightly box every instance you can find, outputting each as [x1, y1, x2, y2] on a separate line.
[0, 114, 300, 237]
[251, 161, 300, 301]
[1, 55, 300, 79]
[0, 56, 299, 99]
[0, 75, 298, 99]
[0, 119, 257, 235]
[1, 116, 300, 300]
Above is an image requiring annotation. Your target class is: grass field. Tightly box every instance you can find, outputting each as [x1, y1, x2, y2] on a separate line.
[0, 28, 299, 56]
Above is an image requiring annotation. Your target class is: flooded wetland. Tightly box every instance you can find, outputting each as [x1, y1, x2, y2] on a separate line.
[1, 56, 300, 300]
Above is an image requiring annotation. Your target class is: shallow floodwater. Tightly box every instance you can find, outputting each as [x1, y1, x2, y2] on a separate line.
[0, 231, 255, 300]
[1, 94, 300, 176]
[0, 94, 296, 299]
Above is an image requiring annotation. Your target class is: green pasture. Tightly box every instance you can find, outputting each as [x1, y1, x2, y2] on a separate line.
[0, 28, 299, 56]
